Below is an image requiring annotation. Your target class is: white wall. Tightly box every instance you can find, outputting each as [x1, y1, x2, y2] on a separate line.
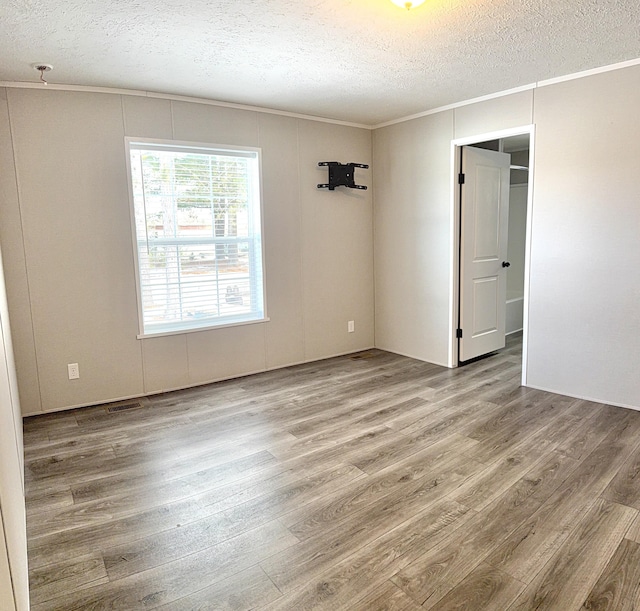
[507, 183, 528, 297]
[0, 89, 39, 416]
[373, 68, 639, 409]
[2, 64, 639, 416]
[527, 66, 640, 408]
[0, 89, 374, 415]
[373, 90, 533, 367]
[373, 111, 454, 366]
[0, 244, 29, 611]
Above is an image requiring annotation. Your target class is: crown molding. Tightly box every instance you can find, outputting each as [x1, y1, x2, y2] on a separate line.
[3, 55, 640, 130]
[0, 81, 372, 130]
[373, 83, 537, 129]
[373, 56, 640, 129]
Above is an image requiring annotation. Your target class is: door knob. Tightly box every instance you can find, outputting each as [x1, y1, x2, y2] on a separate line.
[502, 261, 511, 268]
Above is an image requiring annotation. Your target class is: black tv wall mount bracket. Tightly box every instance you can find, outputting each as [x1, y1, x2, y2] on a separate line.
[317, 162, 369, 190]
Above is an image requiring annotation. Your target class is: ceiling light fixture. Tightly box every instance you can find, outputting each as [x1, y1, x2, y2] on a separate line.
[390, 0, 426, 8]
[31, 63, 53, 85]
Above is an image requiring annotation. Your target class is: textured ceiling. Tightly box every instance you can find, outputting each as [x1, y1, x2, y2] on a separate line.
[1, 0, 639, 125]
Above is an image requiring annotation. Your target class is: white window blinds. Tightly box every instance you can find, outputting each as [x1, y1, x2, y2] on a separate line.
[127, 140, 265, 336]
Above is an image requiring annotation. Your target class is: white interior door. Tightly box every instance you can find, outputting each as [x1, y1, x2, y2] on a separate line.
[459, 146, 510, 362]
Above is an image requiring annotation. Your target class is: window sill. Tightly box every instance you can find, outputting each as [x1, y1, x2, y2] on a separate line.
[137, 317, 270, 340]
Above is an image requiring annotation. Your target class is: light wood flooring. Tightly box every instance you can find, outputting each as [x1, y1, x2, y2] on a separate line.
[24, 335, 640, 610]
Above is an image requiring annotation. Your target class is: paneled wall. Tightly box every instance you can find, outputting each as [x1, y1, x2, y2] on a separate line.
[2, 64, 639, 416]
[373, 65, 640, 409]
[0, 89, 374, 415]
[0, 245, 28, 610]
[373, 111, 454, 366]
[526, 67, 640, 408]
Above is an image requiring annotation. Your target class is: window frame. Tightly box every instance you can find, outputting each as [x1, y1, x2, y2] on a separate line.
[125, 137, 268, 339]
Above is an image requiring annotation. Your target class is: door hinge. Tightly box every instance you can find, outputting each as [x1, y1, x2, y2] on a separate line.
[458, 173, 465, 185]
[456, 328, 463, 339]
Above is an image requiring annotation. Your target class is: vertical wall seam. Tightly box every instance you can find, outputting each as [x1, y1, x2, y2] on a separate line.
[120, 95, 147, 394]
[120, 94, 128, 135]
[370, 127, 377, 349]
[296, 119, 307, 362]
[5, 89, 45, 414]
[257, 110, 267, 371]
[524, 94, 536, 387]
[183, 334, 190, 387]
[139, 337, 148, 394]
[256, 114, 268, 372]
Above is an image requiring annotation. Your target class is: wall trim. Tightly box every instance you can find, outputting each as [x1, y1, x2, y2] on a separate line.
[0, 82, 371, 130]
[3, 54, 640, 131]
[536, 56, 640, 88]
[21, 345, 376, 417]
[372, 56, 640, 129]
[524, 383, 640, 412]
[374, 84, 537, 129]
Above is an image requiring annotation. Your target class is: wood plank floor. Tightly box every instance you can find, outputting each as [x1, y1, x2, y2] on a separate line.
[23, 335, 640, 610]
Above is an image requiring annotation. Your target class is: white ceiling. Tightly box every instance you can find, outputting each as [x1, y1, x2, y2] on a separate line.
[1, 0, 639, 125]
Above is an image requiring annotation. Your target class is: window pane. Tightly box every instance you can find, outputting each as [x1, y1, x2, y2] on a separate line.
[128, 141, 265, 335]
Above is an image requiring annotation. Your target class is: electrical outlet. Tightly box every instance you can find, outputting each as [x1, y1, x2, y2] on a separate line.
[68, 363, 80, 380]
[348, 320, 355, 333]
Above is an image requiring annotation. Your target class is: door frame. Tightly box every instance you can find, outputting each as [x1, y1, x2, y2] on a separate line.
[448, 124, 536, 387]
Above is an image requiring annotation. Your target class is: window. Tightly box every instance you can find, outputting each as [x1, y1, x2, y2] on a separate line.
[127, 139, 266, 336]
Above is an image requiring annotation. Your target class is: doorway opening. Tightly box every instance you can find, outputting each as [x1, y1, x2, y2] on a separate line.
[448, 126, 534, 387]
